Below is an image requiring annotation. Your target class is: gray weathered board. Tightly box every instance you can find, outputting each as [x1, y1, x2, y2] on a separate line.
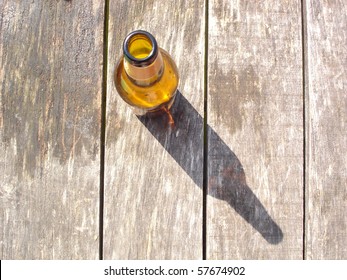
[305, 0, 347, 259]
[104, 0, 205, 259]
[1, 0, 347, 260]
[207, 0, 304, 259]
[0, 0, 104, 259]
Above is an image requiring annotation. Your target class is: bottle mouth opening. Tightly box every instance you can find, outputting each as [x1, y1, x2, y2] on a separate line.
[123, 30, 158, 66]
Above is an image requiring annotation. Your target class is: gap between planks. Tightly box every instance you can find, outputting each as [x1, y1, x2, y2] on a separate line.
[301, 0, 308, 261]
[99, 0, 110, 260]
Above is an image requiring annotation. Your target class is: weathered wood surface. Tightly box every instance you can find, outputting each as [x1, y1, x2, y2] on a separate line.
[305, 0, 347, 259]
[1, 0, 347, 260]
[207, 0, 304, 259]
[0, 0, 104, 259]
[104, 0, 205, 259]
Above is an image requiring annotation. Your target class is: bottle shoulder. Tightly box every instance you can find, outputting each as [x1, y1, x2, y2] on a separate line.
[114, 49, 179, 110]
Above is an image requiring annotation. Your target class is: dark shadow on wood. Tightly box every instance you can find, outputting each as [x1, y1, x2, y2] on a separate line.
[138, 91, 283, 244]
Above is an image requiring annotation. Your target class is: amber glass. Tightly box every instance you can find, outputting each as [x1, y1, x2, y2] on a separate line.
[115, 30, 179, 115]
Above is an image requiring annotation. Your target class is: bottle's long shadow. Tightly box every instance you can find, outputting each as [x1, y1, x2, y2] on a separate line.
[138, 91, 283, 244]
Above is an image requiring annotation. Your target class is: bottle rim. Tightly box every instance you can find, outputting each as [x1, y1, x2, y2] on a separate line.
[123, 30, 158, 67]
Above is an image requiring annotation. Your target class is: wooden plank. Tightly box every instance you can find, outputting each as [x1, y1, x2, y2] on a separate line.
[104, 0, 204, 259]
[207, 0, 303, 259]
[305, 0, 347, 259]
[0, 0, 104, 259]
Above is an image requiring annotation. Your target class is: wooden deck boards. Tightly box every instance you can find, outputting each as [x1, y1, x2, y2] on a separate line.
[207, 0, 303, 259]
[0, 0, 104, 259]
[305, 0, 347, 259]
[0, 0, 346, 259]
[104, 0, 204, 259]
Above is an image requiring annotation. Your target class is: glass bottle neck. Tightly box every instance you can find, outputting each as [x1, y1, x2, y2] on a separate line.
[124, 52, 164, 86]
[122, 30, 164, 86]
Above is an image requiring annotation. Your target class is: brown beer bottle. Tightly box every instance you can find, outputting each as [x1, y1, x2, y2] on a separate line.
[114, 30, 179, 116]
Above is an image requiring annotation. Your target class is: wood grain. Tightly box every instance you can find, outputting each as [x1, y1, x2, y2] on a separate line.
[0, 0, 104, 259]
[104, 0, 205, 259]
[207, 0, 303, 259]
[305, 0, 347, 259]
